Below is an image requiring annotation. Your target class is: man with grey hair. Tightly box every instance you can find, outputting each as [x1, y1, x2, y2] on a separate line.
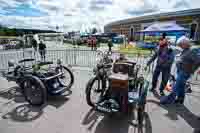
[161, 36, 200, 104]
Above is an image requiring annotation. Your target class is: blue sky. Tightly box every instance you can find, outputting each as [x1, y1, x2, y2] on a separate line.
[0, 0, 199, 31]
[2, 3, 47, 17]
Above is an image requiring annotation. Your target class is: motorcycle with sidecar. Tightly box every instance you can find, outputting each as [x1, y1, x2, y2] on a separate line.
[86, 54, 149, 125]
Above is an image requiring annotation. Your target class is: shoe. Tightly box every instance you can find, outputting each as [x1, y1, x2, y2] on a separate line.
[175, 99, 184, 104]
[150, 88, 156, 92]
[186, 87, 192, 93]
[160, 91, 165, 96]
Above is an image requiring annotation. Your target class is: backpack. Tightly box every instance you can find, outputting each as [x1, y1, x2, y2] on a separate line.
[192, 48, 200, 65]
[190, 48, 200, 73]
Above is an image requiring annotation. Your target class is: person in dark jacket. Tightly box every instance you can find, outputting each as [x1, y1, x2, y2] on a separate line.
[38, 40, 46, 61]
[147, 33, 175, 96]
[108, 39, 113, 52]
[31, 37, 37, 55]
[171, 36, 200, 104]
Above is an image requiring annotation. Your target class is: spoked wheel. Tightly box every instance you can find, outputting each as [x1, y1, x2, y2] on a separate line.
[23, 76, 47, 106]
[55, 65, 74, 90]
[86, 76, 106, 107]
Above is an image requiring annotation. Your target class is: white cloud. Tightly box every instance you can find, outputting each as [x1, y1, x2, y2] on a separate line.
[0, 0, 199, 32]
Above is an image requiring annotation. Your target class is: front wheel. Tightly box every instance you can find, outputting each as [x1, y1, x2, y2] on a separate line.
[23, 76, 47, 106]
[55, 65, 74, 90]
[86, 76, 105, 107]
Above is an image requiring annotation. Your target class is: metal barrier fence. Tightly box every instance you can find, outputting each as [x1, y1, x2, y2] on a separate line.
[0, 49, 152, 69]
[0, 48, 199, 84]
[0, 49, 99, 69]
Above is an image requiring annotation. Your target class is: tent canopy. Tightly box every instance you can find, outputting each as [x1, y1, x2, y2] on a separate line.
[140, 22, 188, 33]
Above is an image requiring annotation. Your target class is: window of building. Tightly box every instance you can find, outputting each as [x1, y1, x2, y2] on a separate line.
[190, 21, 198, 40]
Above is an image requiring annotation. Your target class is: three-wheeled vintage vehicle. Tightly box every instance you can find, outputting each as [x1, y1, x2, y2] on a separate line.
[86, 53, 149, 125]
[1, 58, 74, 106]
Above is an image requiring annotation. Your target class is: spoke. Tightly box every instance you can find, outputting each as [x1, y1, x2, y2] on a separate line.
[90, 79, 102, 104]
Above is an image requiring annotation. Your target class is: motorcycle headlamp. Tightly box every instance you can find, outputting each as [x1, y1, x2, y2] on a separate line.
[96, 57, 101, 63]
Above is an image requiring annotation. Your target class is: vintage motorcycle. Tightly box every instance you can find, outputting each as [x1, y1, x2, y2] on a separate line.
[1, 58, 74, 106]
[86, 53, 149, 125]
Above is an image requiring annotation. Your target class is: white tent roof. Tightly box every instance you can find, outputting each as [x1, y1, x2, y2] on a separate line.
[141, 22, 188, 32]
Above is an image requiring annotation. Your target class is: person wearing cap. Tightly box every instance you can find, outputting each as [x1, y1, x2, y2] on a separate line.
[146, 33, 175, 96]
[160, 35, 200, 104]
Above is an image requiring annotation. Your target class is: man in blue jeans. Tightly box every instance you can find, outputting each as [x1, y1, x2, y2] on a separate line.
[161, 36, 200, 104]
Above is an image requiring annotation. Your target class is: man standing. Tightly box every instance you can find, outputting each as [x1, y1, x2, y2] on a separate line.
[93, 37, 97, 51]
[108, 39, 113, 52]
[147, 33, 175, 96]
[88, 36, 94, 51]
[172, 36, 200, 104]
[31, 37, 37, 56]
[39, 40, 46, 61]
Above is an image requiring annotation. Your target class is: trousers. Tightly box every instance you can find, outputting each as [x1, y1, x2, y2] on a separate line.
[160, 69, 191, 104]
[152, 65, 171, 91]
[174, 70, 190, 100]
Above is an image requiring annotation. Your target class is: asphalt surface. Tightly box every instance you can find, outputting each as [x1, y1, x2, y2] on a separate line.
[0, 68, 199, 133]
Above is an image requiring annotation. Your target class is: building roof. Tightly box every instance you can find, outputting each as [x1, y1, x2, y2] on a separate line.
[105, 8, 200, 27]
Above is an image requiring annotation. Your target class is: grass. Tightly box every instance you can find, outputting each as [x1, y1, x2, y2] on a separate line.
[118, 46, 153, 56]
[62, 42, 153, 57]
[0, 36, 18, 39]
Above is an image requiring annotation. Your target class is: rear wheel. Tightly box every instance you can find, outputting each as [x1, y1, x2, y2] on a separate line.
[23, 76, 47, 106]
[55, 66, 74, 90]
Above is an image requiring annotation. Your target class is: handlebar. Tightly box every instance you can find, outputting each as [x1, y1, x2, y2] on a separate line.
[37, 61, 53, 66]
[97, 63, 112, 69]
[103, 63, 112, 68]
